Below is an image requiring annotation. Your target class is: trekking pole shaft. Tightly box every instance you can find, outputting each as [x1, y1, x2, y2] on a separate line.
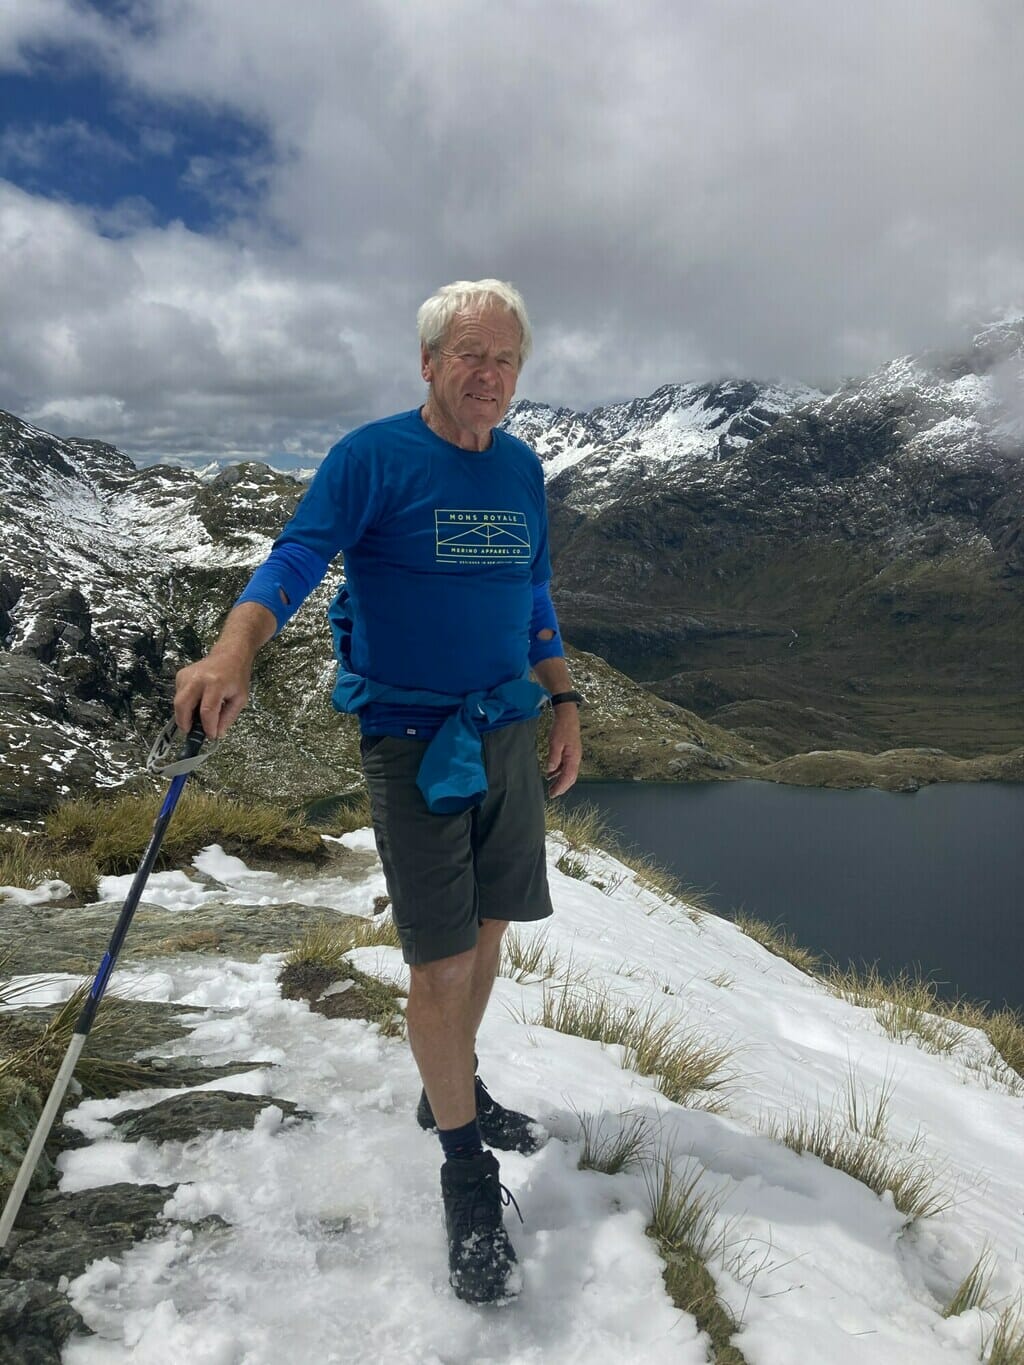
[76, 771, 188, 1035]
[0, 719, 205, 1251]
[0, 1035, 86, 1248]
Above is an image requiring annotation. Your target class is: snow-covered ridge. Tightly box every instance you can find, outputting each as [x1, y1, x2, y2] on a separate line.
[6, 831, 1021, 1362]
[504, 380, 824, 492]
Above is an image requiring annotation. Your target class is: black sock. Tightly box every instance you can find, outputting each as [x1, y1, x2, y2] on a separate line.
[439, 1117, 484, 1161]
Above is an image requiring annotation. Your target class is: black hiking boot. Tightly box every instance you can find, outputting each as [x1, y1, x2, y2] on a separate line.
[417, 1071, 548, 1155]
[440, 1150, 523, 1304]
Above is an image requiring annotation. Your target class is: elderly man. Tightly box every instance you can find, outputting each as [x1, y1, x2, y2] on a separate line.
[174, 279, 582, 1304]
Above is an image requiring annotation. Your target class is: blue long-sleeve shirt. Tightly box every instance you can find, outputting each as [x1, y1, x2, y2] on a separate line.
[235, 407, 564, 739]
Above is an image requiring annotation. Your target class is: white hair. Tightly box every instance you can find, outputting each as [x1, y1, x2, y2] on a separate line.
[417, 279, 533, 368]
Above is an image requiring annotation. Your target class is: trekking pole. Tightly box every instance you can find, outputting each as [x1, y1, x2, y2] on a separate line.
[0, 717, 213, 1251]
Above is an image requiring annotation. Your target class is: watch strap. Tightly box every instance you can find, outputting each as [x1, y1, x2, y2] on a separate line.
[549, 690, 584, 707]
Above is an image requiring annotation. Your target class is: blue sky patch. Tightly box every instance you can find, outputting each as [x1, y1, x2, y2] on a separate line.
[0, 54, 273, 234]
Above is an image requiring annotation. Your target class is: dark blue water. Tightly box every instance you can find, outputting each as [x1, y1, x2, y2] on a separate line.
[561, 780, 1024, 1013]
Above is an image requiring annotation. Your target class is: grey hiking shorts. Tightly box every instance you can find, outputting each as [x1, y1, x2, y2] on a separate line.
[360, 717, 553, 966]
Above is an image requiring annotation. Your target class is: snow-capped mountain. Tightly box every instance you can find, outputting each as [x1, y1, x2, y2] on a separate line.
[0, 413, 307, 813]
[0, 413, 739, 818]
[521, 324, 1023, 766]
[504, 379, 822, 511]
[1, 320, 1022, 815]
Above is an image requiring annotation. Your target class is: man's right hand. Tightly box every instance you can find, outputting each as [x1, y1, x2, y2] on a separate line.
[172, 602, 277, 739]
[174, 649, 253, 740]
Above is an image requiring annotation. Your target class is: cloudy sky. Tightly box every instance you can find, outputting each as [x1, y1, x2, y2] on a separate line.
[2, 0, 1023, 462]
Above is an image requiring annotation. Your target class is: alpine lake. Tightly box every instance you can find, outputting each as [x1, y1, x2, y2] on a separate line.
[559, 778, 1024, 1014]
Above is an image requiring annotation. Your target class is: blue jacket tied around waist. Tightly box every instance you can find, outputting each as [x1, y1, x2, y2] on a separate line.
[329, 589, 548, 815]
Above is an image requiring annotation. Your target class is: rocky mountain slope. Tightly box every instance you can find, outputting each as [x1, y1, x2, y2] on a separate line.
[0, 413, 747, 819]
[2, 320, 1022, 818]
[513, 321, 1024, 763]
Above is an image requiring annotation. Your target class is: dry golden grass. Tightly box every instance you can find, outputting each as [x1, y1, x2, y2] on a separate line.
[987, 1304, 1024, 1364]
[500, 927, 562, 983]
[282, 920, 405, 1037]
[0, 988, 161, 1099]
[943, 997, 1024, 1082]
[535, 984, 731, 1107]
[45, 789, 324, 873]
[574, 1108, 653, 1175]
[284, 920, 355, 972]
[545, 800, 612, 852]
[829, 965, 968, 1056]
[546, 801, 705, 915]
[0, 830, 99, 901]
[942, 1249, 994, 1318]
[644, 1155, 747, 1364]
[345, 914, 403, 951]
[733, 913, 821, 975]
[286, 913, 402, 958]
[763, 1106, 950, 1220]
[325, 792, 373, 835]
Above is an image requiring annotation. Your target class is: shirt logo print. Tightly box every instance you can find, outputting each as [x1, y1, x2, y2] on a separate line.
[435, 510, 531, 561]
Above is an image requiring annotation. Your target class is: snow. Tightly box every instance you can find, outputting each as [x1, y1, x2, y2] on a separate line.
[0, 877, 71, 905]
[2, 830, 1017, 1362]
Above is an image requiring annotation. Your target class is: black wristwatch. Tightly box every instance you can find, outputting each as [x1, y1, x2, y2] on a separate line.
[549, 690, 584, 708]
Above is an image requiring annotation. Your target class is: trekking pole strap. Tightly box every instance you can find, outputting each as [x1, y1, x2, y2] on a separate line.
[147, 717, 215, 777]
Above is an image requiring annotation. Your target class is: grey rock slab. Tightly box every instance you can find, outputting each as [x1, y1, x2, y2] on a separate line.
[2, 1183, 177, 1284]
[0, 899, 368, 976]
[109, 1090, 313, 1145]
[0, 1276, 87, 1364]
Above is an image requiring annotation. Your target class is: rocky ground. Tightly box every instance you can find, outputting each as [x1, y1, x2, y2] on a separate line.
[0, 875, 391, 1364]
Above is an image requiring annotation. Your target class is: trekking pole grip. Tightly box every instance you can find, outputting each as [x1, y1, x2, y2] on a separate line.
[182, 717, 207, 755]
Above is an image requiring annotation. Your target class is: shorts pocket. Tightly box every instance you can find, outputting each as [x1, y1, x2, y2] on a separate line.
[360, 734, 389, 759]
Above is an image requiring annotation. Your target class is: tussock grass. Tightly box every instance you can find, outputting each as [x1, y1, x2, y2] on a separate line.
[555, 852, 589, 881]
[0, 830, 99, 902]
[501, 927, 561, 983]
[734, 913, 821, 975]
[286, 914, 405, 962]
[575, 1108, 653, 1175]
[545, 801, 611, 853]
[644, 1156, 747, 1365]
[345, 914, 403, 950]
[942, 1248, 994, 1318]
[535, 984, 730, 1106]
[842, 1065, 894, 1142]
[829, 965, 967, 1056]
[282, 920, 405, 1037]
[0, 987, 161, 1099]
[987, 1304, 1024, 1364]
[45, 790, 324, 874]
[707, 971, 735, 990]
[943, 998, 1024, 1082]
[284, 920, 353, 973]
[537, 983, 619, 1044]
[763, 1107, 950, 1220]
[326, 792, 373, 835]
[546, 801, 700, 914]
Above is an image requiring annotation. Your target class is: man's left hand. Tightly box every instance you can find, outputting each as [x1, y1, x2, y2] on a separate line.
[546, 705, 582, 798]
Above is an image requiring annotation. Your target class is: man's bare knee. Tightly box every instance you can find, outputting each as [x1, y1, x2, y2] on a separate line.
[409, 946, 476, 1003]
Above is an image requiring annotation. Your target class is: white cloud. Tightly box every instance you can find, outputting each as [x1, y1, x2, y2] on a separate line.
[0, 0, 106, 71]
[1, 0, 1024, 457]
[0, 119, 133, 170]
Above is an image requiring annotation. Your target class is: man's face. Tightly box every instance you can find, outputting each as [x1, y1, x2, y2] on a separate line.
[421, 304, 522, 445]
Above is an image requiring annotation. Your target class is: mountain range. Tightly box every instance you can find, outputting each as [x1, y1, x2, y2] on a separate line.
[1, 320, 1022, 818]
